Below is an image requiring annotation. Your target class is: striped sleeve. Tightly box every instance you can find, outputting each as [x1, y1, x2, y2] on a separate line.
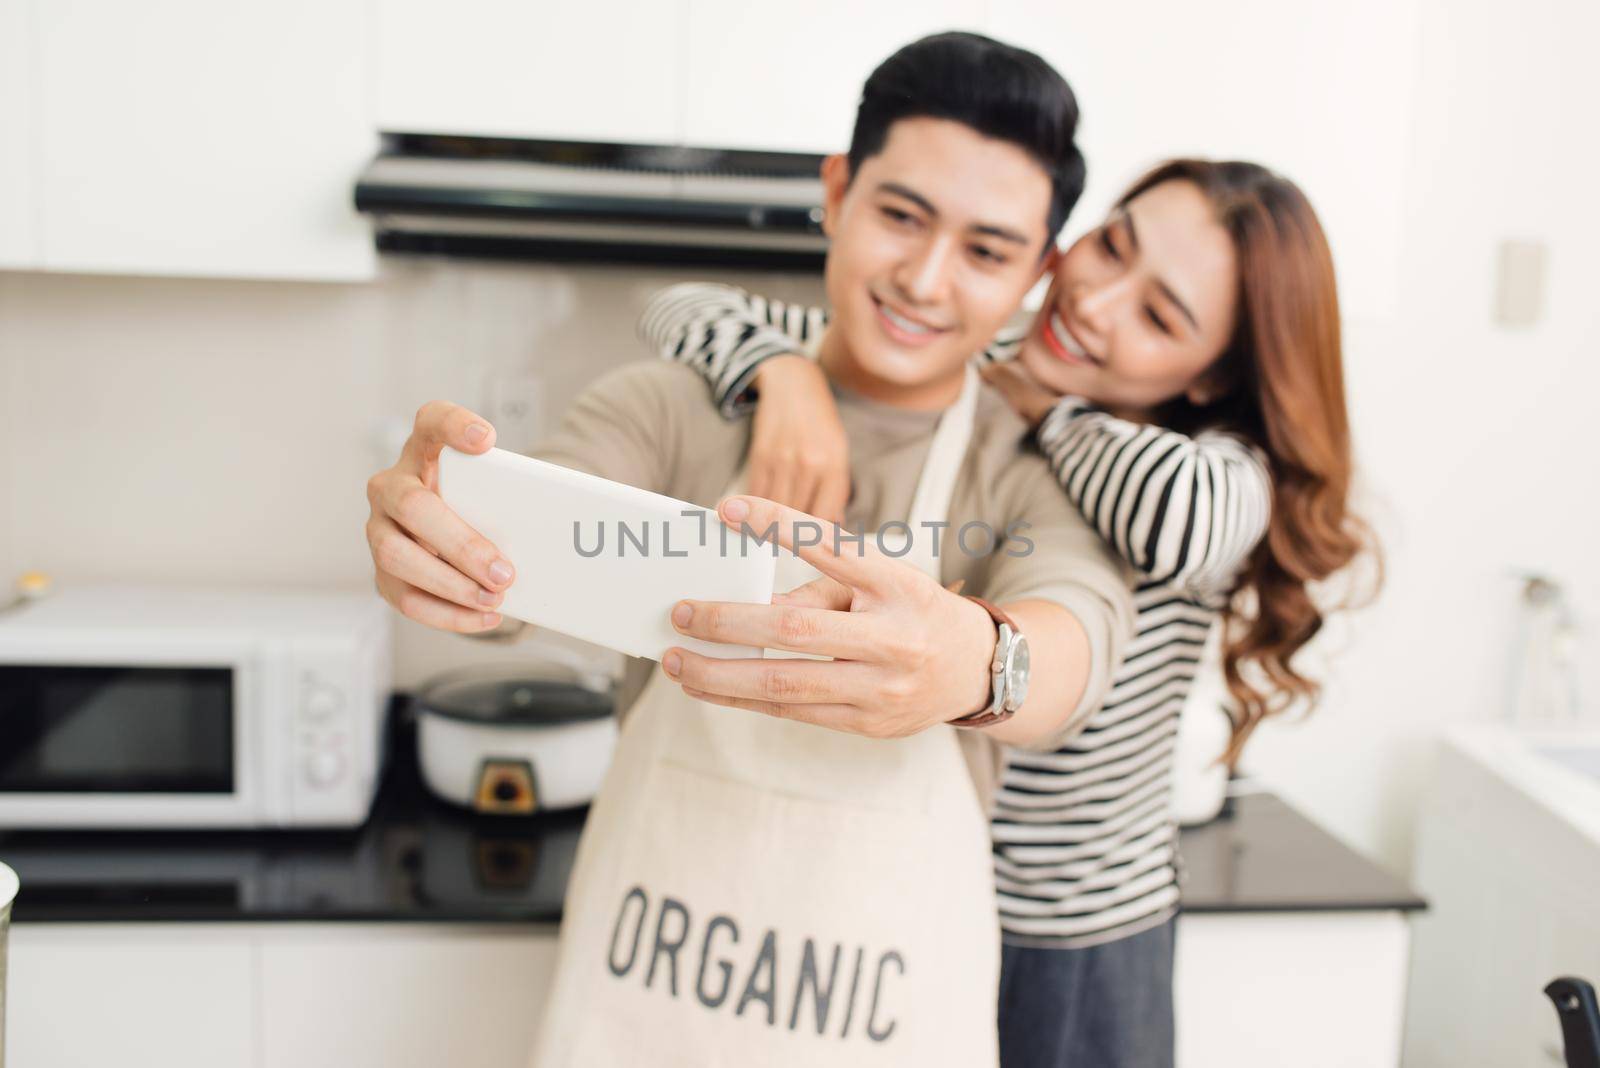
[638, 282, 1028, 417]
[637, 283, 828, 418]
[1034, 398, 1272, 598]
[979, 326, 1027, 366]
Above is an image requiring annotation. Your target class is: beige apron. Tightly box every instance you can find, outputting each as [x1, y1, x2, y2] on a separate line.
[531, 367, 998, 1067]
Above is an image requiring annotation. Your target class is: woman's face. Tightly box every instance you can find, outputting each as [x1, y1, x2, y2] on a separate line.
[1018, 179, 1240, 417]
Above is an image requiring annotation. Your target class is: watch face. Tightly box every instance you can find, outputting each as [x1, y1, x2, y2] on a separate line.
[1005, 634, 1031, 711]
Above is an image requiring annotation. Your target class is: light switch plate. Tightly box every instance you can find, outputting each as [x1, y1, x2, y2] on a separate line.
[1495, 239, 1547, 327]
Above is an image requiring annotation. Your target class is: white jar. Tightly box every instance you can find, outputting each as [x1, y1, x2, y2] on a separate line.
[0, 860, 16, 1068]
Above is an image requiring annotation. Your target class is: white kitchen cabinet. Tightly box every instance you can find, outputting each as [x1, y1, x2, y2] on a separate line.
[6, 914, 1407, 1065]
[7, 923, 558, 1068]
[257, 926, 558, 1068]
[0, 0, 38, 268]
[1405, 730, 1600, 1066]
[680, 0, 984, 154]
[372, 0, 688, 145]
[986, 0, 1418, 322]
[7, 924, 256, 1068]
[32, 0, 375, 281]
[1176, 912, 1410, 1067]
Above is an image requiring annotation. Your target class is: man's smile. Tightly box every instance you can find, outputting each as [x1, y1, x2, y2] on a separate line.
[872, 294, 954, 348]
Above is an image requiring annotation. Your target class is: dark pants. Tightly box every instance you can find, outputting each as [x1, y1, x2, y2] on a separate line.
[996, 915, 1176, 1068]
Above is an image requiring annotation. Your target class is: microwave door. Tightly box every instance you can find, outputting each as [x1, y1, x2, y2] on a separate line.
[0, 664, 233, 792]
[0, 645, 266, 828]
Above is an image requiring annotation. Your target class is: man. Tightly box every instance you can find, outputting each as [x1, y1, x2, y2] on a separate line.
[365, 32, 1132, 1065]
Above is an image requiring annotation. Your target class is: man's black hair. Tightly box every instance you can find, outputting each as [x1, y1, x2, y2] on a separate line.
[847, 31, 1087, 244]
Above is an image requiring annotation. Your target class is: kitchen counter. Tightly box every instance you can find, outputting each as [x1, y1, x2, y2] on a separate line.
[1180, 787, 1425, 914]
[0, 698, 1424, 924]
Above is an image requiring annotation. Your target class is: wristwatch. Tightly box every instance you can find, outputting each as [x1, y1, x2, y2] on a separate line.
[947, 596, 1030, 729]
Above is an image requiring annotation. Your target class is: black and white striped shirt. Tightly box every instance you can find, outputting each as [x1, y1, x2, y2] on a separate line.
[638, 283, 1271, 949]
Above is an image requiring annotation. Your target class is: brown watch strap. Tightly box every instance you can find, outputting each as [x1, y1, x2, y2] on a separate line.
[947, 595, 1019, 729]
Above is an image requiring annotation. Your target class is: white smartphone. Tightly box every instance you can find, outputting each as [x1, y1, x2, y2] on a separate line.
[437, 446, 777, 661]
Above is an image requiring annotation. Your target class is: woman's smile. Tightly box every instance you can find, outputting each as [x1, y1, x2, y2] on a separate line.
[1041, 309, 1099, 367]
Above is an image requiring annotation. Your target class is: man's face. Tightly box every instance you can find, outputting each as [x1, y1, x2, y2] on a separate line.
[818, 117, 1054, 409]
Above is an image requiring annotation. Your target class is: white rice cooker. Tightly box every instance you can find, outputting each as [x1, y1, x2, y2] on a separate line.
[416, 656, 616, 815]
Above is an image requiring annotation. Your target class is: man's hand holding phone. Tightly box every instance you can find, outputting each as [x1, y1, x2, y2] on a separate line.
[660, 495, 999, 737]
[364, 401, 514, 634]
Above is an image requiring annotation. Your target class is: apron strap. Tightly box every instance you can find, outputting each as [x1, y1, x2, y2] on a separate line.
[887, 364, 981, 580]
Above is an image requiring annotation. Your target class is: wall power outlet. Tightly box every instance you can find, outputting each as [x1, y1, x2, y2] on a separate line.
[484, 370, 544, 455]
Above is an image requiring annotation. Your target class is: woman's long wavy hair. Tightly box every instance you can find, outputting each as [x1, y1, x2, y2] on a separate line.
[1117, 160, 1377, 766]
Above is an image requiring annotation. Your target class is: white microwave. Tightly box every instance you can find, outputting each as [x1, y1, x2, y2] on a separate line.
[0, 584, 393, 829]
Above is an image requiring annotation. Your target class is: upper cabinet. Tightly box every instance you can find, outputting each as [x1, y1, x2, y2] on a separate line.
[372, 0, 689, 144]
[680, 0, 984, 154]
[3, 0, 1418, 301]
[0, 0, 38, 268]
[32, 0, 375, 281]
[987, 0, 1417, 321]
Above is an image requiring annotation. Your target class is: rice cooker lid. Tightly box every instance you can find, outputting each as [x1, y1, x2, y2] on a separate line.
[418, 672, 612, 727]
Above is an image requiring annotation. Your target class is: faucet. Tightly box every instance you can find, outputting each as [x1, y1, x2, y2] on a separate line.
[1511, 574, 1581, 727]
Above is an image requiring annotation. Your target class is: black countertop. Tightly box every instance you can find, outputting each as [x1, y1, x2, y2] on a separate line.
[0, 704, 1424, 924]
[1178, 790, 1425, 914]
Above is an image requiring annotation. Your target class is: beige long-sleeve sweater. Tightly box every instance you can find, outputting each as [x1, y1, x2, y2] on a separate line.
[529, 359, 1134, 809]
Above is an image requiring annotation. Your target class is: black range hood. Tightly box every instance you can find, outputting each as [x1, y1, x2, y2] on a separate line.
[353, 132, 828, 270]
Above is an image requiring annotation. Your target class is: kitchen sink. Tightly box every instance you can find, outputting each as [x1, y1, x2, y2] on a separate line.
[1440, 725, 1600, 847]
[1536, 744, 1600, 785]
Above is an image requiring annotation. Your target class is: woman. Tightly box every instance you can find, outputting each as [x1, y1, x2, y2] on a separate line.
[639, 159, 1375, 1067]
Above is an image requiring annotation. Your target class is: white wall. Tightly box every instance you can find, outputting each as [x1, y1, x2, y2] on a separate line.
[0, 261, 826, 687]
[1241, 0, 1600, 871]
[1, 0, 1596, 882]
